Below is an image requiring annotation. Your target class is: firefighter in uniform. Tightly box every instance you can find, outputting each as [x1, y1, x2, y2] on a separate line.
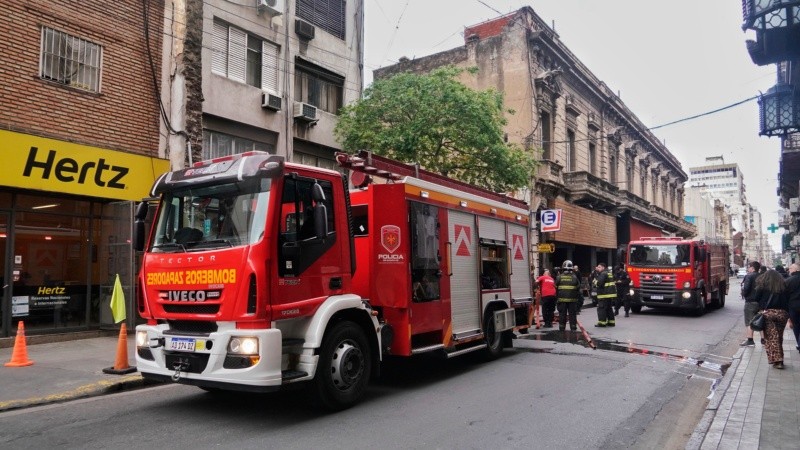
[555, 260, 580, 331]
[594, 262, 617, 327]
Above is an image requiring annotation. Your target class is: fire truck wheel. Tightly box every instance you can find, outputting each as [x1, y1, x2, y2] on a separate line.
[694, 297, 707, 316]
[484, 314, 504, 359]
[310, 321, 371, 411]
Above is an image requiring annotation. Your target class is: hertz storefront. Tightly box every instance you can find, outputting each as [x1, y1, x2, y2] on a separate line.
[0, 130, 170, 337]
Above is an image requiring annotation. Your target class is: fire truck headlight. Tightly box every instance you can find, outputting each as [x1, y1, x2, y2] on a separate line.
[682, 292, 691, 299]
[136, 331, 148, 348]
[228, 337, 259, 355]
[683, 281, 691, 289]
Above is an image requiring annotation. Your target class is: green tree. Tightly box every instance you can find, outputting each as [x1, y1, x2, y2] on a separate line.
[335, 66, 537, 192]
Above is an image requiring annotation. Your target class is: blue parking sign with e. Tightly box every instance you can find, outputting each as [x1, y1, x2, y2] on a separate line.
[540, 209, 562, 232]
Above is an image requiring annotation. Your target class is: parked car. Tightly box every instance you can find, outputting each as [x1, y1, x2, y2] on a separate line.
[737, 267, 747, 278]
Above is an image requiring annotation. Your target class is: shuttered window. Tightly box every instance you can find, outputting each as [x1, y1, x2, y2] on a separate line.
[261, 41, 279, 94]
[296, 0, 346, 40]
[211, 18, 280, 92]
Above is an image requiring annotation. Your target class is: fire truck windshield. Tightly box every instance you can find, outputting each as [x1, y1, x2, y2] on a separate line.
[151, 180, 271, 252]
[628, 244, 691, 267]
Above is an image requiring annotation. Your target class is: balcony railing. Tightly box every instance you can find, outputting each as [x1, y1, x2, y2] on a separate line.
[742, 0, 800, 65]
[759, 84, 800, 136]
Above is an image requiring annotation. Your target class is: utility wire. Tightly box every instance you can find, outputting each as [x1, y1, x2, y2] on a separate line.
[648, 95, 759, 131]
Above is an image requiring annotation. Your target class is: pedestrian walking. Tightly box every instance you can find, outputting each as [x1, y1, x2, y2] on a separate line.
[614, 263, 632, 317]
[555, 260, 580, 331]
[594, 262, 616, 327]
[784, 263, 800, 354]
[740, 261, 762, 346]
[752, 269, 790, 369]
[536, 269, 557, 328]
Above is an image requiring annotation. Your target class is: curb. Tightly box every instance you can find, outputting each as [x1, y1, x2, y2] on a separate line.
[0, 373, 146, 413]
[684, 347, 745, 450]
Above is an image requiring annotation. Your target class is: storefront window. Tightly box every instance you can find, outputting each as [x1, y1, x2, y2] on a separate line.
[11, 212, 91, 331]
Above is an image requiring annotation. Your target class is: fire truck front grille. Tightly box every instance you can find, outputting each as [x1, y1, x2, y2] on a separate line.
[638, 273, 675, 302]
[166, 320, 218, 335]
[163, 304, 220, 314]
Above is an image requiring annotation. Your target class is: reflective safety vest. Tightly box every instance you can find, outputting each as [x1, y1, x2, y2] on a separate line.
[556, 272, 581, 303]
[596, 270, 617, 299]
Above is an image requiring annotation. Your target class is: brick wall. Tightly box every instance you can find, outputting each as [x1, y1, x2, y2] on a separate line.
[0, 0, 164, 157]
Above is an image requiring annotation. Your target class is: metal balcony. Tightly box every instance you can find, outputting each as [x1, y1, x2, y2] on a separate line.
[742, 0, 800, 65]
[759, 84, 800, 136]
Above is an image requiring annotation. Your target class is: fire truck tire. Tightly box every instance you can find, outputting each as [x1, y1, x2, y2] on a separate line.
[631, 305, 642, 313]
[484, 314, 504, 359]
[309, 321, 371, 411]
[694, 297, 707, 316]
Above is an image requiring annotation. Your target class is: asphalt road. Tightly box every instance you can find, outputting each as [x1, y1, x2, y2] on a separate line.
[0, 280, 746, 450]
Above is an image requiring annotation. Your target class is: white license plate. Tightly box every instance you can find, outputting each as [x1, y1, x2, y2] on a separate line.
[651, 295, 664, 300]
[168, 337, 196, 351]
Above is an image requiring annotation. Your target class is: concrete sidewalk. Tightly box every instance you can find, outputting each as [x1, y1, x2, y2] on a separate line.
[0, 332, 146, 412]
[688, 328, 800, 449]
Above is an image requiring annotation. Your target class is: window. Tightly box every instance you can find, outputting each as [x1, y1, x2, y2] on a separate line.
[540, 111, 552, 159]
[640, 165, 647, 199]
[294, 59, 344, 114]
[297, 0, 346, 40]
[203, 130, 274, 159]
[609, 147, 618, 184]
[588, 142, 596, 175]
[410, 202, 441, 302]
[277, 176, 337, 276]
[212, 19, 280, 92]
[40, 27, 101, 92]
[566, 129, 576, 171]
[293, 151, 339, 172]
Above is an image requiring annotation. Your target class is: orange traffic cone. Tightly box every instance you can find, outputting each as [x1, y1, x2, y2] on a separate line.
[5, 321, 34, 367]
[103, 323, 137, 375]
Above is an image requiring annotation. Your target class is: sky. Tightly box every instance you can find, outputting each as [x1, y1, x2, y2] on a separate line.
[362, 0, 783, 251]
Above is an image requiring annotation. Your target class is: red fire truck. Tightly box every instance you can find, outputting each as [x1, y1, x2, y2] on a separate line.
[133, 150, 533, 409]
[625, 237, 729, 315]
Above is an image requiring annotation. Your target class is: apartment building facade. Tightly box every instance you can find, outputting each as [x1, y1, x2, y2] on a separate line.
[375, 7, 694, 273]
[162, 0, 363, 170]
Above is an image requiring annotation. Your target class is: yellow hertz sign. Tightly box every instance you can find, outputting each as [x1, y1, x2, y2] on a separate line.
[2, 130, 170, 201]
[146, 269, 237, 286]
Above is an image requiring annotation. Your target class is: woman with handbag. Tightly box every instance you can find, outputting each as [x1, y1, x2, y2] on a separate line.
[752, 269, 790, 369]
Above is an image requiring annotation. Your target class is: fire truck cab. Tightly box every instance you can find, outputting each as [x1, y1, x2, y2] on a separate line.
[626, 237, 729, 315]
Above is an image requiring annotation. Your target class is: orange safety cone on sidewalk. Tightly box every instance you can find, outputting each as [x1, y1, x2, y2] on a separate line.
[103, 323, 137, 375]
[5, 321, 34, 367]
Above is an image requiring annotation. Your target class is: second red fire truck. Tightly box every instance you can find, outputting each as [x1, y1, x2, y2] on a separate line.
[625, 237, 729, 315]
[133, 150, 533, 409]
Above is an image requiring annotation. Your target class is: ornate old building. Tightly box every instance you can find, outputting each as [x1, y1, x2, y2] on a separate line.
[375, 7, 694, 273]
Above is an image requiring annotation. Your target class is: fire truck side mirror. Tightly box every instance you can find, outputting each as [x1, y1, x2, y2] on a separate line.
[314, 204, 328, 239]
[133, 201, 149, 252]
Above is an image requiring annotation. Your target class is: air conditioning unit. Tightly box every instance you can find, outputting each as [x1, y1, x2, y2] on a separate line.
[257, 0, 283, 16]
[295, 19, 315, 41]
[262, 92, 281, 111]
[294, 101, 317, 122]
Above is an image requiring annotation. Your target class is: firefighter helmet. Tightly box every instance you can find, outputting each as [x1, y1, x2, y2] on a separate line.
[562, 260, 574, 270]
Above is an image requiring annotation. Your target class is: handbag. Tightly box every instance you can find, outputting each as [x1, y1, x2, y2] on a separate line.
[749, 313, 766, 331]
[749, 293, 773, 332]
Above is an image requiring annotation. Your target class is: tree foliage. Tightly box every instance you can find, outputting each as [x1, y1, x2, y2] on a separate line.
[334, 66, 537, 192]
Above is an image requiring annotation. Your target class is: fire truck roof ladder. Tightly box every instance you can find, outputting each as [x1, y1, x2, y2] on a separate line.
[335, 151, 527, 209]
